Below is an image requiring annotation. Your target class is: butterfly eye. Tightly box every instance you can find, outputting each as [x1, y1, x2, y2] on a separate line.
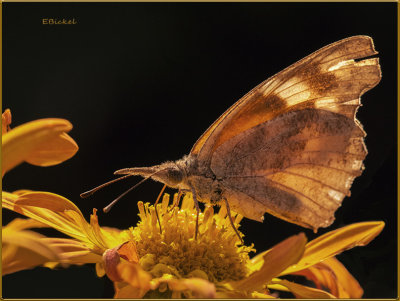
[167, 168, 183, 186]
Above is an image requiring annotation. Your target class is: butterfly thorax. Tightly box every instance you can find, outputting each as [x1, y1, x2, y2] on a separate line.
[176, 154, 224, 206]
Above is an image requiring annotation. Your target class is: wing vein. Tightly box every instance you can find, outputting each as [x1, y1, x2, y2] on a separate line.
[281, 162, 361, 176]
[226, 136, 364, 171]
[263, 177, 332, 212]
[222, 181, 329, 221]
[270, 47, 375, 96]
[276, 77, 375, 100]
[277, 169, 348, 197]
[318, 48, 375, 64]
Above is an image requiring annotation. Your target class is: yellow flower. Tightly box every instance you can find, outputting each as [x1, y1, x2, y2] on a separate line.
[112, 194, 384, 298]
[3, 189, 384, 299]
[2, 109, 79, 273]
[1, 109, 385, 298]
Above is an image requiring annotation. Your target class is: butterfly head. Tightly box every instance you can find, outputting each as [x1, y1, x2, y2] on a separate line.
[153, 162, 184, 188]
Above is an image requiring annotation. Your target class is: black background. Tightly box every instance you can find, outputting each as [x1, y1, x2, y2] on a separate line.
[2, 2, 397, 298]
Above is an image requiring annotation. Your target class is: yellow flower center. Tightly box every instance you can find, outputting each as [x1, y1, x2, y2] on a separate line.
[127, 193, 254, 283]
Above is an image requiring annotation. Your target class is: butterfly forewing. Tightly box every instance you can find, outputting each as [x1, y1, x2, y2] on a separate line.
[191, 36, 381, 230]
[191, 36, 380, 163]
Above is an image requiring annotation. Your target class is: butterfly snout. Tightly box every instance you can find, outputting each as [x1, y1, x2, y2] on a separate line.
[114, 163, 184, 188]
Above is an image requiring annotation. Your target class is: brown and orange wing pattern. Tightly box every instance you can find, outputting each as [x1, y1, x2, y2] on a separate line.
[191, 36, 380, 164]
[210, 108, 367, 229]
[195, 36, 381, 229]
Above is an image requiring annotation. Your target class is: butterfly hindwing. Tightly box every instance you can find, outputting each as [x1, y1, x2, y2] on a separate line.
[210, 108, 366, 229]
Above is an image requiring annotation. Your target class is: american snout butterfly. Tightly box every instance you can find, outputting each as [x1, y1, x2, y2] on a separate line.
[82, 36, 381, 241]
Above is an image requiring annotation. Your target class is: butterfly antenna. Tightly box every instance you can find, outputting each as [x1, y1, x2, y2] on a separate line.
[103, 168, 168, 213]
[80, 174, 137, 198]
[103, 176, 152, 213]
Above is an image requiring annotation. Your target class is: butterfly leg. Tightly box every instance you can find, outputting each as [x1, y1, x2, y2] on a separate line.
[154, 184, 167, 234]
[168, 188, 183, 213]
[224, 198, 244, 245]
[190, 186, 201, 240]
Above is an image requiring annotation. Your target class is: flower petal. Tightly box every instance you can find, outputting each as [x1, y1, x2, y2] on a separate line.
[66, 209, 124, 250]
[117, 241, 139, 264]
[2, 222, 60, 260]
[165, 277, 216, 298]
[2, 220, 62, 275]
[2, 118, 74, 174]
[271, 279, 336, 298]
[25, 132, 78, 167]
[14, 191, 82, 213]
[116, 261, 152, 297]
[147, 273, 216, 299]
[2, 191, 93, 246]
[231, 233, 307, 291]
[267, 279, 290, 292]
[5, 217, 48, 231]
[41, 237, 102, 265]
[96, 262, 106, 277]
[11, 189, 34, 195]
[2, 109, 12, 135]
[215, 288, 251, 298]
[215, 286, 276, 298]
[293, 256, 363, 298]
[251, 291, 276, 298]
[4, 191, 124, 251]
[323, 257, 363, 298]
[114, 282, 148, 299]
[281, 221, 384, 275]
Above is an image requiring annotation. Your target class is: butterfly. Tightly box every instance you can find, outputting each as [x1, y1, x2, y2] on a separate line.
[83, 36, 381, 240]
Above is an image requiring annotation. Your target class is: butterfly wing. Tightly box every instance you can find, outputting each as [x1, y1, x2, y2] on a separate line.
[191, 36, 380, 163]
[191, 36, 381, 230]
[210, 108, 367, 229]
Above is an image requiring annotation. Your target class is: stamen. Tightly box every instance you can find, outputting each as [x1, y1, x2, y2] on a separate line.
[131, 193, 253, 283]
